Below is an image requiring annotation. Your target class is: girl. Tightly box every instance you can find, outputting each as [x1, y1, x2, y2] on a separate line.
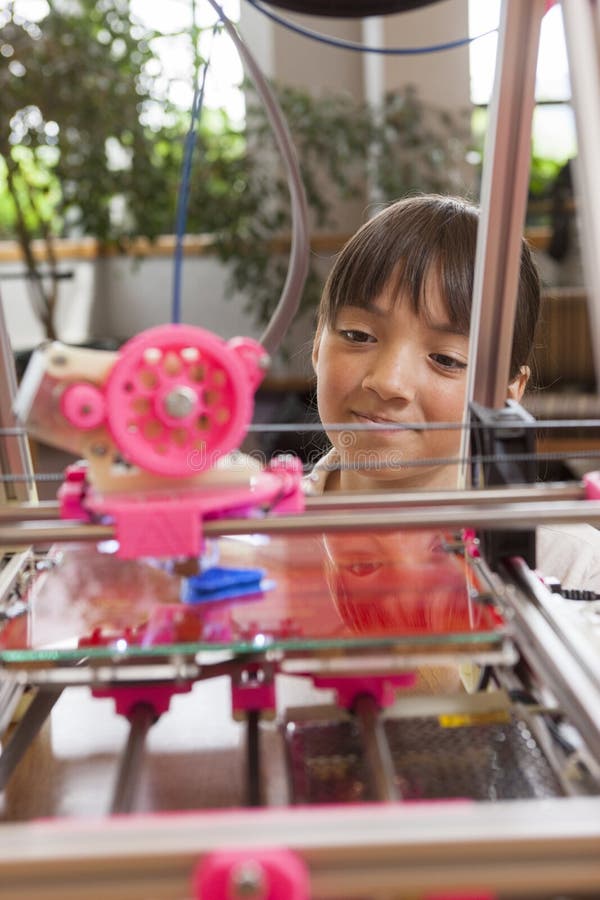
[305, 194, 600, 592]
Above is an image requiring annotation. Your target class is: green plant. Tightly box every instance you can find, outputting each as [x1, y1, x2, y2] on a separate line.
[0, 0, 173, 338]
[377, 86, 474, 200]
[0, 1, 475, 343]
[212, 82, 475, 329]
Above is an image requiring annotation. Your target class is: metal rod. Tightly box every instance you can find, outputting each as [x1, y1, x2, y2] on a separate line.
[109, 702, 155, 815]
[0, 521, 114, 544]
[501, 558, 600, 762]
[0, 483, 587, 524]
[2, 797, 600, 897]
[0, 549, 32, 593]
[466, 0, 546, 411]
[0, 502, 63, 522]
[201, 499, 600, 533]
[0, 675, 24, 736]
[353, 694, 399, 803]
[3, 416, 600, 437]
[0, 551, 32, 729]
[458, 0, 546, 488]
[246, 419, 600, 433]
[6, 662, 203, 688]
[306, 483, 586, 510]
[246, 709, 261, 807]
[0, 687, 63, 790]
[1, 499, 600, 548]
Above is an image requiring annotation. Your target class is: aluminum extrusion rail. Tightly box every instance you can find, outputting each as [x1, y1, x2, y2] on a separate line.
[0, 483, 588, 524]
[1, 499, 600, 548]
[499, 557, 600, 762]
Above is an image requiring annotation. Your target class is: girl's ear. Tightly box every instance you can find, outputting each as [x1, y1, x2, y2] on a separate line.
[507, 365, 530, 402]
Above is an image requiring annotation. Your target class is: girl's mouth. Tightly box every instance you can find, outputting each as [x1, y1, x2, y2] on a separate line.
[352, 412, 413, 430]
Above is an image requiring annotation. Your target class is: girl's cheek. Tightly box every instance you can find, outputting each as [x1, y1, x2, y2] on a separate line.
[325, 358, 350, 389]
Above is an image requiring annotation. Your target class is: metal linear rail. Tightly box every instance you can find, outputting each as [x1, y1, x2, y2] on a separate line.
[466, 0, 547, 411]
[0, 687, 63, 791]
[0, 498, 599, 548]
[0, 550, 33, 733]
[110, 702, 156, 815]
[3, 645, 516, 689]
[0, 482, 589, 524]
[498, 558, 600, 761]
[0, 798, 600, 899]
[353, 694, 399, 802]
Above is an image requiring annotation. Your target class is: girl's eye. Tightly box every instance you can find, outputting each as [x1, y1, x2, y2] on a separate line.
[430, 353, 467, 371]
[338, 329, 375, 344]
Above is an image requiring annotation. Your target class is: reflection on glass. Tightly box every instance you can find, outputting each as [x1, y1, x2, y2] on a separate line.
[0, 529, 504, 663]
[322, 530, 496, 636]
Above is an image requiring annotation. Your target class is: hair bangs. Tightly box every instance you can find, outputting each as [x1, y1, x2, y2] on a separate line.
[322, 195, 478, 330]
[317, 195, 540, 378]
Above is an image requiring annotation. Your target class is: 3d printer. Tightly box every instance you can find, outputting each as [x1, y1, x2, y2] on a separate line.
[1, 2, 600, 898]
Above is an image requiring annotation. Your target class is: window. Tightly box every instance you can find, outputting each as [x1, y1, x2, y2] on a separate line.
[468, 1, 576, 164]
[9, 0, 244, 124]
[130, 0, 244, 125]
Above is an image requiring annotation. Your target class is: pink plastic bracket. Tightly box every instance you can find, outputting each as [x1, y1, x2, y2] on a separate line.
[86, 454, 304, 558]
[312, 674, 416, 710]
[231, 665, 276, 715]
[58, 454, 305, 558]
[584, 471, 600, 499]
[462, 528, 480, 559]
[58, 461, 92, 521]
[92, 682, 192, 719]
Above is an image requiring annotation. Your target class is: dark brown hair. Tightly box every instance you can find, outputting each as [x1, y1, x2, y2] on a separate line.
[317, 195, 540, 379]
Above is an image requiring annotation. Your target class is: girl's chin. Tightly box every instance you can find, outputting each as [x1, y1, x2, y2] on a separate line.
[334, 447, 416, 478]
[337, 457, 460, 490]
[333, 440, 462, 484]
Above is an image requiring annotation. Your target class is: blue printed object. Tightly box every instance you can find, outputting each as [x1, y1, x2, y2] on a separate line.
[183, 566, 266, 604]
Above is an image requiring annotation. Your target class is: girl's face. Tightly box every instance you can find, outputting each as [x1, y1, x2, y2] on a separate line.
[313, 279, 526, 492]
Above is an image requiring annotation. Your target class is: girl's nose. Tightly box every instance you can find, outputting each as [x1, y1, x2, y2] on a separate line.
[361, 348, 417, 402]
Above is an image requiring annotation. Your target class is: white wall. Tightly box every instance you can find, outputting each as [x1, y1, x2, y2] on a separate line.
[238, 1, 472, 228]
[240, 1, 470, 109]
[0, 259, 97, 351]
[0, 251, 318, 379]
[95, 255, 258, 343]
[97, 252, 317, 377]
[382, 0, 470, 112]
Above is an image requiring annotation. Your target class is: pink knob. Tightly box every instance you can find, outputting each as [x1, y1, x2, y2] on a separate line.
[60, 383, 106, 430]
[193, 848, 310, 899]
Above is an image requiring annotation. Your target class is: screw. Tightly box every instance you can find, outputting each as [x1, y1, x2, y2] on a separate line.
[163, 385, 197, 418]
[35, 558, 59, 571]
[230, 861, 266, 898]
